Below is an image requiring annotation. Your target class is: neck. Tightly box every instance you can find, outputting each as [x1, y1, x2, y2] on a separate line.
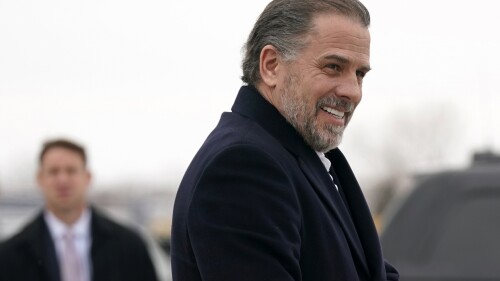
[48, 204, 86, 226]
[255, 83, 279, 109]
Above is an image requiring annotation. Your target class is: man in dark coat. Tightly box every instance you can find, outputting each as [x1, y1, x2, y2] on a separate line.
[171, 0, 399, 280]
[0, 139, 158, 281]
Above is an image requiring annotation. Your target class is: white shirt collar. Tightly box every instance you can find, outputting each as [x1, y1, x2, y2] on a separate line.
[316, 151, 332, 173]
[316, 151, 339, 191]
[44, 208, 91, 240]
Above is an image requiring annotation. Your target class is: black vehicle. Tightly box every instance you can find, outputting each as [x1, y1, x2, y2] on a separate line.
[381, 152, 500, 281]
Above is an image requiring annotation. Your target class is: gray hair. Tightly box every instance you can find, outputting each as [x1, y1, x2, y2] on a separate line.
[241, 0, 370, 86]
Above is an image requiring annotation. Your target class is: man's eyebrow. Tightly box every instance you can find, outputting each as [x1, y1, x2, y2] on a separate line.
[324, 54, 371, 72]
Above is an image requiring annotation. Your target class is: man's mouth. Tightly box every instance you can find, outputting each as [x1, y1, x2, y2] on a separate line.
[321, 106, 345, 119]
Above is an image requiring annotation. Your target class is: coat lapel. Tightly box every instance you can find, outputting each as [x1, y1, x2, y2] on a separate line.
[25, 212, 60, 281]
[90, 208, 114, 281]
[327, 149, 386, 281]
[298, 150, 370, 277]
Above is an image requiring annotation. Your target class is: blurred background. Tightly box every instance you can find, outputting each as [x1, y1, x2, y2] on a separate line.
[1, 0, 500, 280]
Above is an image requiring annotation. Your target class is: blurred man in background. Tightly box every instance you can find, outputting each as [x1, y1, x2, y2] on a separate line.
[171, 0, 399, 280]
[0, 139, 158, 281]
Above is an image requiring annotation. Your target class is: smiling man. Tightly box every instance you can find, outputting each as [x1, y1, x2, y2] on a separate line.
[0, 139, 158, 281]
[171, 0, 399, 280]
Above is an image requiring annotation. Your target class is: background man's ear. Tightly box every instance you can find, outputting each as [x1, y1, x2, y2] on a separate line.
[259, 45, 281, 88]
[86, 170, 92, 182]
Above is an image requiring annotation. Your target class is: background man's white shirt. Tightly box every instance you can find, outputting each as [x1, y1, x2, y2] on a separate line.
[44, 209, 92, 281]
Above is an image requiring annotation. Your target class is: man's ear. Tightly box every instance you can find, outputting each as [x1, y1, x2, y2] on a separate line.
[36, 169, 44, 191]
[259, 45, 281, 88]
[85, 170, 92, 183]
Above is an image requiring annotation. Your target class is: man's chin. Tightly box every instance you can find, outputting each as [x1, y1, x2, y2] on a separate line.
[316, 132, 343, 152]
[294, 119, 344, 152]
[50, 201, 80, 213]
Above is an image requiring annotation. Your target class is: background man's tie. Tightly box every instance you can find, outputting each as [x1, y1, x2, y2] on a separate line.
[62, 230, 83, 281]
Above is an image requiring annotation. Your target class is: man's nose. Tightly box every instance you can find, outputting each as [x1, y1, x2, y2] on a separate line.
[55, 171, 71, 182]
[335, 73, 362, 103]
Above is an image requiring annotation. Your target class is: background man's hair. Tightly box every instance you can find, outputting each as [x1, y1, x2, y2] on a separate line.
[39, 139, 87, 166]
[241, 0, 370, 86]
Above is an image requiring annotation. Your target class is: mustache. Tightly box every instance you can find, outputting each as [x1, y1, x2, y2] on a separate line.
[316, 96, 355, 112]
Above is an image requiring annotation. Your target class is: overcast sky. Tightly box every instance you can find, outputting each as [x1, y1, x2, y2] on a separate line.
[1, 0, 500, 192]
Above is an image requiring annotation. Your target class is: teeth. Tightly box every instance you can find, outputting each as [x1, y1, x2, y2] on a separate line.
[321, 106, 344, 118]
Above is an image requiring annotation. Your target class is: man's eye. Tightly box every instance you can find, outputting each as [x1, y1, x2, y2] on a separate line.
[326, 64, 341, 71]
[356, 70, 366, 78]
[66, 167, 78, 175]
[48, 169, 59, 176]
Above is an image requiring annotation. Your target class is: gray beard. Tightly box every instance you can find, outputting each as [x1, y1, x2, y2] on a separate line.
[279, 75, 352, 152]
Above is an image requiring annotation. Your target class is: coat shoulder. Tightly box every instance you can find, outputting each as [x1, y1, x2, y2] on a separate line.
[91, 208, 149, 250]
[0, 213, 44, 276]
[0, 213, 42, 252]
[201, 112, 291, 163]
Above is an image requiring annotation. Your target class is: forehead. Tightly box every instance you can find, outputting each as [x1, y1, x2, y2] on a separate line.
[41, 147, 85, 166]
[303, 13, 370, 62]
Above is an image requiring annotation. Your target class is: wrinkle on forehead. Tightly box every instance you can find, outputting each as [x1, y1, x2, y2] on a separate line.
[315, 39, 370, 57]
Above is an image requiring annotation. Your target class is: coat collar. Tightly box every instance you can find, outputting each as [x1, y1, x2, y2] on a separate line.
[231, 85, 311, 158]
[89, 206, 112, 240]
[231, 86, 375, 277]
[16, 207, 124, 281]
[20, 212, 60, 281]
[89, 206, 119, 280]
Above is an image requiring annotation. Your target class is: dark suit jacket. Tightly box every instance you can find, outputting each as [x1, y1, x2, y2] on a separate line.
[171, 86, 399, 281]
[0, 207, 158, 281]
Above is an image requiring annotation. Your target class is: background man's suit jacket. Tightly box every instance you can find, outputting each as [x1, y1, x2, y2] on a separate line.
[172, 86, 399, 281]
[0, 207, 158, 281]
